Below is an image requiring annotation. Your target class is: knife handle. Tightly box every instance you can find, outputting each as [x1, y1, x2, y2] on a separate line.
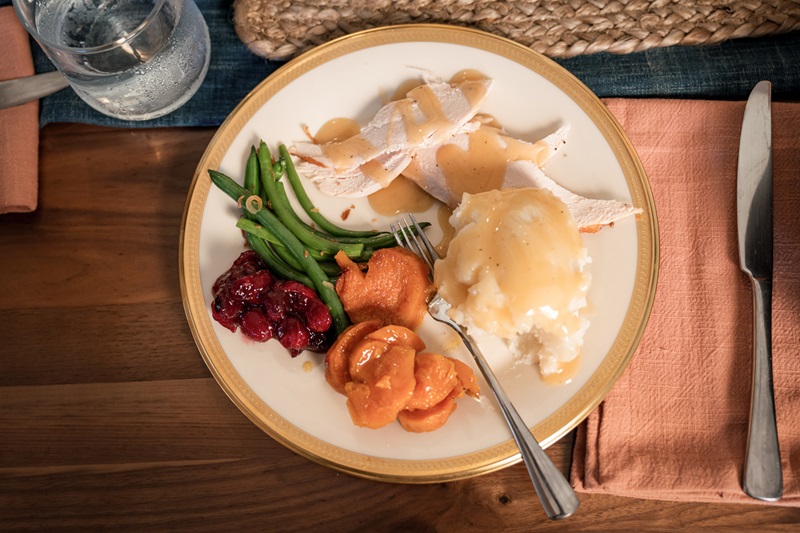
[743, 277, 783, 501]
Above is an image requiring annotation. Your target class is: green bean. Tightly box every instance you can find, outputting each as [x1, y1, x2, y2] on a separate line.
[237, 216, 327, 275]
[257, 142, 364, 258]
[278, 144, 382, 239]
[269, 233, 335, 275]
[208, 169, 350, 334]
[351, 248, 376, 262]
[236, 217, 329, 266]
[270, 233, 309, 271]
[235, 156, 304, 275]
[242, 220, 339, 291]
[244, 146, 260, 197]
[274, 180, 340, 240]
[246, 233, 314, 288]
[316, 259, 341, 278]
[271, 179, 426, 252]
[323, 221, 431, 246]
[236, 158, 314, 286]
[236, 217, 281, 246]
[272, 158, 286, 181]
[237, 154, 319, 272]
[270, 174, 431, 249]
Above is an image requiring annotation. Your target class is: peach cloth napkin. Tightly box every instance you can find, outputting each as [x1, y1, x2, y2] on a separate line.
[571, 98, 800, 505]
[0, 6, 39, 215]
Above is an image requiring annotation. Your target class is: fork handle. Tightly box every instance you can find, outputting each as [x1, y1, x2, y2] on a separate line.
[460, 333, 580, 519]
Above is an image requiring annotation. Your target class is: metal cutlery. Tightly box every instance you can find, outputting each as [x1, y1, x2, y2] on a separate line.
[0, 71, 69, 110]
[392, 214, 580, 520]
[737, 80, 783, 502]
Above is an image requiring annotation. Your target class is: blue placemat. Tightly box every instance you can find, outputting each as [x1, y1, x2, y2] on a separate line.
[5, 0, 800, 128]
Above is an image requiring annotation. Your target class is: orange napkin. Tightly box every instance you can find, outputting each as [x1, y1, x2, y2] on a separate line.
[0, 6, 39, 215]
[571, 98, 800, 505]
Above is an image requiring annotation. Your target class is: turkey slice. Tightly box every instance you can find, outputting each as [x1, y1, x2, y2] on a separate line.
[401, 124, 641, 232]
[402, 124, 569, 207]
[290, 74, 492, 198]
[503, 161, 642, 233]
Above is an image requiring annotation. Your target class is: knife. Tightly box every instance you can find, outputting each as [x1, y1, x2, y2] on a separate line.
[737, 80, 782, 502]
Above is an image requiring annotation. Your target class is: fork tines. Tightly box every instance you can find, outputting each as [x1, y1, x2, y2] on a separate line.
[390, 214, 439, 277]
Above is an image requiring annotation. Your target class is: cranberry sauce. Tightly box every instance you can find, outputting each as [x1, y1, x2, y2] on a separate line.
[212, 251, 334, 356]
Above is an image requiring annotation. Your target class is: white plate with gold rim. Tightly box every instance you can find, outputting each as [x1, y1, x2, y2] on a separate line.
[180, 24, 658, 482]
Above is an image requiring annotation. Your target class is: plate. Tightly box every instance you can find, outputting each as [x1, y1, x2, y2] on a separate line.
[180, 24, 659, 482]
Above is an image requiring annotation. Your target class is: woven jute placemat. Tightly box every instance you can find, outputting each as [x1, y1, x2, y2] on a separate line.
[233, 0, 800, 60]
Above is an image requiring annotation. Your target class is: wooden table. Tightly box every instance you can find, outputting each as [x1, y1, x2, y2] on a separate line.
[1, 123, 797, 531]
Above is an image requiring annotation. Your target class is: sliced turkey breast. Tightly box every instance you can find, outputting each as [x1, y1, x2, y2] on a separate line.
[401, 124, 641, 232]
[290, 74, 492, 198]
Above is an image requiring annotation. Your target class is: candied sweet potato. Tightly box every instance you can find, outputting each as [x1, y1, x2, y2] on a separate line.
[348, 325, 426, 380]
[334, 248, 433, 329]
[451, 358, 481, 399]
[405, 352, 459, 411]
[325, 321, 480, 432]
[347, 338, 392, 381]
[397, 358, 481, 433]
[364, 324, 426, 352]
[398, 390, 459, 433]
[325, 319, 383, 395]
[345, 344, 417, 429]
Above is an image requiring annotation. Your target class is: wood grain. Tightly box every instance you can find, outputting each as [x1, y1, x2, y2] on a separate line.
[0, 123, 797, 531]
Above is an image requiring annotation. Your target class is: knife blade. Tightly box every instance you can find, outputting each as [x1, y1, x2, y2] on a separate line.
[737, 80, 782, 502]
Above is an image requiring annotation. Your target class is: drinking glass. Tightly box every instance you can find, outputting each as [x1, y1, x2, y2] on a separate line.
[12, 0, 211, 121]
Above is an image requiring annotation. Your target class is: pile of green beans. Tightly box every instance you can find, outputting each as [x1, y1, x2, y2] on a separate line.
[207, 141, 429, 336]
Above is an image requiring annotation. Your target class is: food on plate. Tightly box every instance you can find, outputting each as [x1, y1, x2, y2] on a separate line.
[208, 151, 346, 338]
[209, 138, 443, 367]
[325, 320, 385, 394]
[325, 321, 480, 431]
[211, 250, 335, 355]
[435, 188, 591, 377]
[290, 72, 492, 197]
[501, 158, 641, 233]
[396, 354, 481, 432]
[334, 247, 434, 329]
[209, 71, 640, 390]
[403, 122, 641, 232]
[402, 123, 569, 206]
[208, 140, 410, 342]
[292, 71, 640, 232]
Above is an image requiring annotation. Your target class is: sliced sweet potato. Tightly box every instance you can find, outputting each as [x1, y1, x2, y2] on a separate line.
[347, 325, 425, 380]
[325, 319, 383, 395]
[398, 356, 480, 433]
[398, 392, 459, 433]
[405, 352, 459, 411]
[334, 248, 433, 329]
[345, 344, 417, 428]
[364, 325, 426, 352]
[347, 338, 391, 382]
[326, 317, 480, 432]
[450, 358, 481, 399]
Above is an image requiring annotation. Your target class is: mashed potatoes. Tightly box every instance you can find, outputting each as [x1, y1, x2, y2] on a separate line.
[434, 188, 591, 377]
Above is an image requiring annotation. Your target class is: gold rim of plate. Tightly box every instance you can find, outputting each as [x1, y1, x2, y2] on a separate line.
[179, 23, 660, 483]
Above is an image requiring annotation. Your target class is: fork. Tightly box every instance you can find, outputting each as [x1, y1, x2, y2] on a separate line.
[0, 71, 70, 110]
[392, 214, 580, 520]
